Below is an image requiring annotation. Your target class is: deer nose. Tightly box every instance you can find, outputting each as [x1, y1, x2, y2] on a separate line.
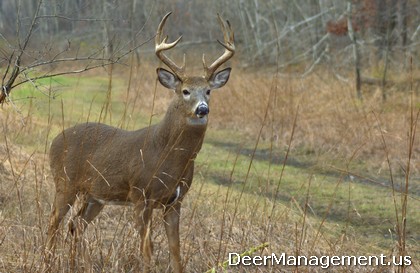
[195, 103, 209, 118]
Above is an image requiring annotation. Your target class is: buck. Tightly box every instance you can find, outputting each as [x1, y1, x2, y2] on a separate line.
[46, 12, 234, 273]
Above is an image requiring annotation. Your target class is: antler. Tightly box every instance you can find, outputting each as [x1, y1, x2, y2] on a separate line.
[155, 12, 186, 80]
[202, 14, 235, 80]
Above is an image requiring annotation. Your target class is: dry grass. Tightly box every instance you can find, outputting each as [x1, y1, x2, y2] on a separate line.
[0, 60, 419, 272]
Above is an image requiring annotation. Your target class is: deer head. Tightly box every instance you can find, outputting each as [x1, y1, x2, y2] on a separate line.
[155, 12, 235, 126]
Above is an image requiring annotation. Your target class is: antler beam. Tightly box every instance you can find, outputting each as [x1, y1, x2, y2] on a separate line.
[202, 14, 235, 80]
[155, 12, 186, 81]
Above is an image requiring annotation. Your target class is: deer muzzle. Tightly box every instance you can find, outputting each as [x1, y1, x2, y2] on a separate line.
[195, 102, 209, 118]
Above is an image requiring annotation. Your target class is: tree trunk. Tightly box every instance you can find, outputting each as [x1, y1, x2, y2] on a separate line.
[347, 2, 362, 100]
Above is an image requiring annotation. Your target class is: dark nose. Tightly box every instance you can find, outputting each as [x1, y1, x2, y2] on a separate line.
[195, 104, 209, 117]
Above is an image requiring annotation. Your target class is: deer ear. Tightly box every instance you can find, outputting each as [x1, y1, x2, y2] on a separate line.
[157, 68, 181, 90]
[209, 67, 231, 89]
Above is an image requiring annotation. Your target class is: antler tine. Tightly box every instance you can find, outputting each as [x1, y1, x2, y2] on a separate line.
[217, 14, 229, 43]
[155, 12, 186, 80]
[203, 14, 235, 80]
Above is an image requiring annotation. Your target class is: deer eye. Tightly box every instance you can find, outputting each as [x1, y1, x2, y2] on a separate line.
[206, 90, 211, 96]
[182, 89, 190, 96]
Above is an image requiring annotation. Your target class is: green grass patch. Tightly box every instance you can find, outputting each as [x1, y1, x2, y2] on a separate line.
[196, 138, 420, 255]
[9, 73, 149, 149]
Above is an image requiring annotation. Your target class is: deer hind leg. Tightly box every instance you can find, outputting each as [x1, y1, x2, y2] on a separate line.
[134, 201, 154, 272]
[69, 196, 104, 235]
[164, 202, 182, 273]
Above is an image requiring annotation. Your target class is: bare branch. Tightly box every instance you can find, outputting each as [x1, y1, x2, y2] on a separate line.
[9, 34, 154, 91]
[0, 0, 43, 104]
[0, 0, 153, 105]
[36, 15, 116, 22]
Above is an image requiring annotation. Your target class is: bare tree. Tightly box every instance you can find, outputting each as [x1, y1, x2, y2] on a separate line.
[347, 1, 362, 100]
[0, 0, 147, 106]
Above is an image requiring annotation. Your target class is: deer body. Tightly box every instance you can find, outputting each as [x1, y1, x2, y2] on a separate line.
[49, 114, 203, 209]
[46, 12, 235, 273]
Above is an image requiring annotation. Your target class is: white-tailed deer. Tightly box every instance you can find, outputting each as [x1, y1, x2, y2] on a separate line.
[46, 12, 234, 273]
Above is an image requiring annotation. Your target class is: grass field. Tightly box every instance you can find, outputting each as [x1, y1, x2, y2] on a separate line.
[0, 61, 419, 272]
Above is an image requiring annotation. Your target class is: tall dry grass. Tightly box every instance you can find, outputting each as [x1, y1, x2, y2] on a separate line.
[0, 58, 419, 272]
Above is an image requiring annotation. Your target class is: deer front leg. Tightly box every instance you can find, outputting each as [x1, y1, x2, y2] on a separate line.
[134, 201, 154, 272]
[46, 189, 77, 253]
[164, 202, 183, 273]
